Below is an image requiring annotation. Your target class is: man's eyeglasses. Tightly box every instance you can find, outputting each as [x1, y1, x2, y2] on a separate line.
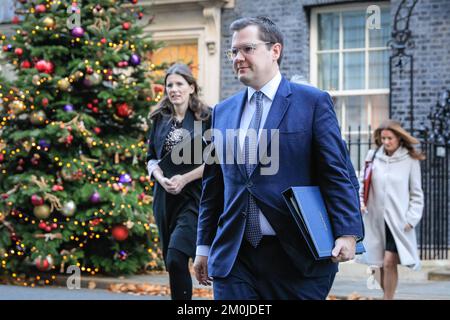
[225, 42, 274, 61]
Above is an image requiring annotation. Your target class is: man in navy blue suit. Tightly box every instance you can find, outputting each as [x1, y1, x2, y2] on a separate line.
[193, 16, 364, 300]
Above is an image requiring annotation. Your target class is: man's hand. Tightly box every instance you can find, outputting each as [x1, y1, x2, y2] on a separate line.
[167, 174, 187, 195]
[404, 223, 413, 232]
[331, 236, 356, 263]
[193, 255, 212, 286]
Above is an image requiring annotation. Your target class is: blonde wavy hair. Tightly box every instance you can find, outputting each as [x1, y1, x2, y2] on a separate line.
[374, 119, 425, 160]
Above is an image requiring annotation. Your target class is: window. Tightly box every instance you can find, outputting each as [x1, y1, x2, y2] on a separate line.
[311, 3, 390, 167]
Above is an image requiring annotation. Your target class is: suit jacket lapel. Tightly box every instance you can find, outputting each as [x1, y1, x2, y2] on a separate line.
[229, 91, 248, 179]
[182, 108, 195, 135]
[155, 115, 172, 159]
[249, 77, 292, 177]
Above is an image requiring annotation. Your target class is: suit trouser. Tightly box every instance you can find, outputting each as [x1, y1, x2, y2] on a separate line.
[213, 236, 336, 300]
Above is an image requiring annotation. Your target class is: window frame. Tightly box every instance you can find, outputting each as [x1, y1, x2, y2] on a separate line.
[310, 2, 390, 96]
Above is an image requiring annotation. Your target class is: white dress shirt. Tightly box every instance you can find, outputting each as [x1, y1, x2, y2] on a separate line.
[196, 72, 282, 256]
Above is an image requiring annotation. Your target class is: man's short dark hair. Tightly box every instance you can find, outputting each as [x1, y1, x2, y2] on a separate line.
[230, 16, 284, 65]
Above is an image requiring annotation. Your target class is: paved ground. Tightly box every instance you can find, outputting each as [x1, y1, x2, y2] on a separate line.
[0, 284, 166, 300]
[330, 277, 450, 300]
[1, 260, 449, 300]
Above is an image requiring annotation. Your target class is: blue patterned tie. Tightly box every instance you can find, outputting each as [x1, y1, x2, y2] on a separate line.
[244, 91, 264, 247]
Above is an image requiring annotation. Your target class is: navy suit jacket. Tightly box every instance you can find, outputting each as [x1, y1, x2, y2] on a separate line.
[197, 78, 364, 278]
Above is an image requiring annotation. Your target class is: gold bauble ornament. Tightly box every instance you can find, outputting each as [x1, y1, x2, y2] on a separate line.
[86, 137, 94, 147]
[57, 79, 71, 91]
[43, 17, 55, 28]
[30, 110, 47, 125]
[8, 100, 26, 115]
[33, 204, 51, 220]
[73, 71, 84, 80]
[86, 73, 102, 86]
[32, 74, 41, 86]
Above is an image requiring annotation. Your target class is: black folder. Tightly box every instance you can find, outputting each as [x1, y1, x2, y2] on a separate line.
[282, 186, 365, 260]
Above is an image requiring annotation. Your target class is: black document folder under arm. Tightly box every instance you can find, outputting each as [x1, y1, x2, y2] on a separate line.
[282, 186, 365, 260]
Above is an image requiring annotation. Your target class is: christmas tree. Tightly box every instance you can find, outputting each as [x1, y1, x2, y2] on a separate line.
[0, 0, 165, 280]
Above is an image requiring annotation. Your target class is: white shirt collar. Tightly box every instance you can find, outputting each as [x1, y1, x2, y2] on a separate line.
[247, 71, 282, 102]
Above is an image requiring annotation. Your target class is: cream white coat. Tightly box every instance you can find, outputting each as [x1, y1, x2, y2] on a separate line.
[357, 146, 424, 270]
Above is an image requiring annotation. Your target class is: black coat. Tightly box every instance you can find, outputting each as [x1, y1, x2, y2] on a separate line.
[146, 108, 211, 262]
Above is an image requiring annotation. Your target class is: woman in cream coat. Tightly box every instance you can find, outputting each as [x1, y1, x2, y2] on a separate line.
[358, 120, 424, 300]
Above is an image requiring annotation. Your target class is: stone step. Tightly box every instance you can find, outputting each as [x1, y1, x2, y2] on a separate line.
[428, 268, 450, 281]
[337, 259, 450, 281]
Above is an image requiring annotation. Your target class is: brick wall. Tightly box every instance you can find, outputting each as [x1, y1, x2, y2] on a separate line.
[389, 0, 450, 130]
[220, 0, 374, 100]
[220, 0, 450, 131]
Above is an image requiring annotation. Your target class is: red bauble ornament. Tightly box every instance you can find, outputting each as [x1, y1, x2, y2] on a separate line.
[10, 233, 19, 242]
[21, 60, 31, 69]
[93, 127, 101, 135]
[86, 66, 94, 74]
[35, 60, 53, 74]
[100, 38, 107, 44]
[36, 258, 48, 270]
[44, 225, 52, 232]
[14, 48, 23, 56]
[30, 157, 39, 166]
[0, 153, 4, 163]
[35, 60, 48, 72]
[66, 135, 73, 145]
[116, 103, 132, 118]
[153, 84, 164, 94]
[12, 16, 20, 24]
[35, 256, 53, 271]
[112, 225, 129, 241]
[46, 61, 54, 74]
[122, 22, 131, 30]
[35, 4, 46, 14]
[42, 98, 49, 107]
[38, 221, 47, 230]
[31, 194, 44, 206]
[51, 185, 64, 192]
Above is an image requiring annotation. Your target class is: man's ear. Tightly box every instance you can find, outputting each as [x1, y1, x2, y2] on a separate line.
[272, 43, 282, 62]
